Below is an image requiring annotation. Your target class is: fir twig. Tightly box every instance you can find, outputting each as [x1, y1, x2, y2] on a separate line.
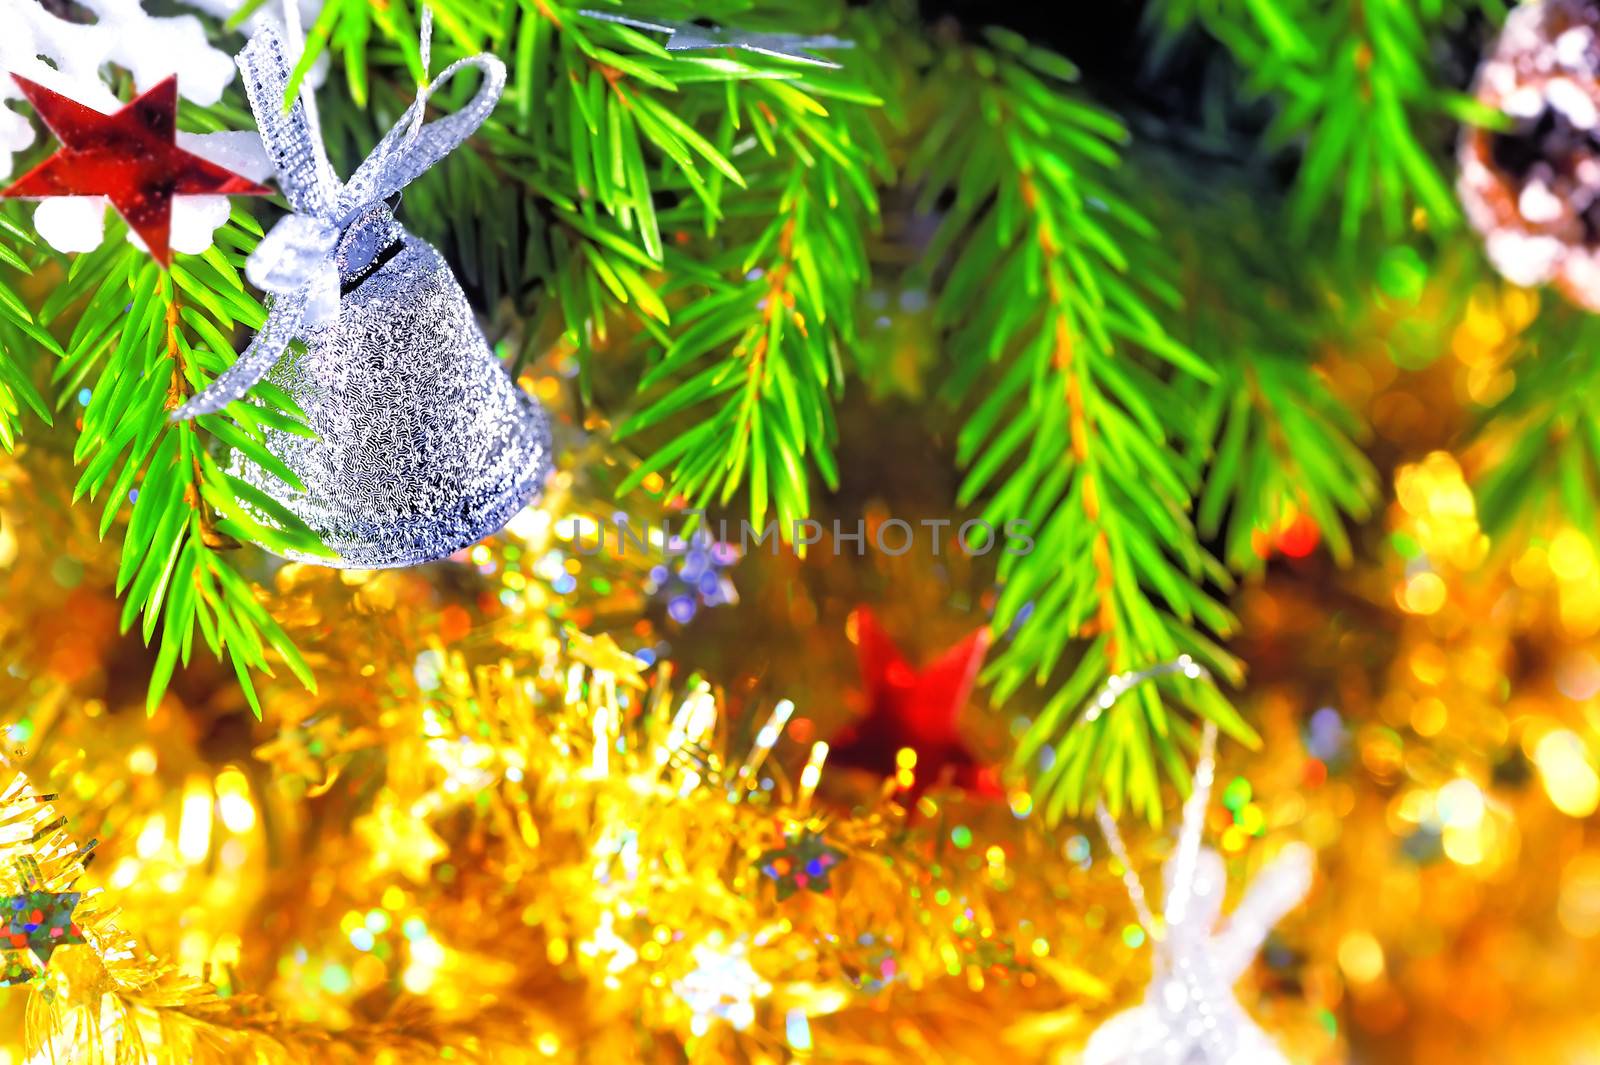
[0, 213, 57, 451]
[1158, 182, 1380, 575]
[7, 205, 323, 715]
[1473, 304, 1600, 546]
[910, 31, 1253, 823]
[1148, 0, 1501, 240]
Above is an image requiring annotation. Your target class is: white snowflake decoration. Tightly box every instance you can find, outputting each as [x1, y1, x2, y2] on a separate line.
[1063, 658, 1316, 1065]
[672, 936, 771, 1036]
[0, 0, 282, 256]
[1087, 719, 1314, 1065]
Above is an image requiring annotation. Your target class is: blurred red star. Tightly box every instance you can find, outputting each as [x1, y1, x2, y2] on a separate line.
[1, 75, 270, 264]
[829, 607, 1000, 798]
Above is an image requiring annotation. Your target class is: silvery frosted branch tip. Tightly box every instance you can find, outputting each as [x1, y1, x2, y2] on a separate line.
[175, 22, 552, 569]
[578, 9, 853, 67]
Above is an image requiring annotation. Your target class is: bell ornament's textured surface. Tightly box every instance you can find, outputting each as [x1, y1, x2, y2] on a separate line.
[177, 22, 553, 568]
[233, 235, 552, 569]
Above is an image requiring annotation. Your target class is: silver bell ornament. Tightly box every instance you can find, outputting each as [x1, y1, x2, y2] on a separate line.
[173, 21, 552, 569]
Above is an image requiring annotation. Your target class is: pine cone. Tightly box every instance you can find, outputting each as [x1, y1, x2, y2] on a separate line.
[1461, 0, 1600, 309]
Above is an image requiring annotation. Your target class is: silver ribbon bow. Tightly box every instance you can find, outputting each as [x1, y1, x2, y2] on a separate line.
[173, 18, 505, 422]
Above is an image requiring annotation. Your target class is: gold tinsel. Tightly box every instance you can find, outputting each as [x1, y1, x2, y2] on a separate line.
[0, 436, 1167, 1061]
[0, 372, 1341, 1064]
[1, 632, 1155, 1063]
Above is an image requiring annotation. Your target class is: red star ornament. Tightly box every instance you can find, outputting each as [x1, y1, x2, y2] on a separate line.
[828, 607, 1000, 798]
[1, 75, 270, 265]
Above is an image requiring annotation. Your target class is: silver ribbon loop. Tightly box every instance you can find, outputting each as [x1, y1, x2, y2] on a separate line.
[340, 52, 506, 212]
[173, 21, 505, 422]
[237, 28, 339, 222]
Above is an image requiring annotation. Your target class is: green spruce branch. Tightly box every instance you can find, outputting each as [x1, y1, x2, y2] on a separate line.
[0, 215, 56, 451]
[40, 211, 322, 716]
[1149, 0, 1502, 240]
[1474, 306, 1600, 546]
[1158, 183, 1380, 575]
[1194, 355, 1377, 573]
[611, 78, 885, 539]
[498, 5, 890, 539]
[0, 187, 320, 716]
[909, 31, 1253, 824]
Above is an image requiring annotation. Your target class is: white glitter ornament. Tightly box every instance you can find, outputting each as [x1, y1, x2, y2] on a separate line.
[173, 17, 552, 568]
[1460, 0, 1600, 309]
[0, 0, 261, 256]
[1077, 662, 1314, 1065]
